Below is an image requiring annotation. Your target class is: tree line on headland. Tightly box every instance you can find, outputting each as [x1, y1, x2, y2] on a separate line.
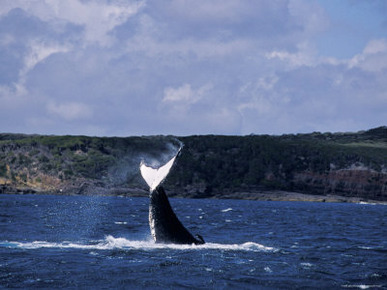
[0, 127, 386, 202]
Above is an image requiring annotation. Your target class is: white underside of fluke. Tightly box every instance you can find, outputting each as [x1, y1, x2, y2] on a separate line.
[140, 149, 180, 192]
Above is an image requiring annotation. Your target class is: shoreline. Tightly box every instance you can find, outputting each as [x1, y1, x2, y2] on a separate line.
[1, 129, 386, 204]
[1, 186, 386, 205]
[211, 190, 387, 204]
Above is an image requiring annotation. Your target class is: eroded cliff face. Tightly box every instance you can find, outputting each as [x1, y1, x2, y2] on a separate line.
[292, 168, 387, 200]
[171, 167, 387, 201]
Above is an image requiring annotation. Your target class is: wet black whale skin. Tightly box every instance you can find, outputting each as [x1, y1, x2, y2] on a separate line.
[149, 186, 205, 245]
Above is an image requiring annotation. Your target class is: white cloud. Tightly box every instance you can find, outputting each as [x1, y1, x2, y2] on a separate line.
[22, 41, 70, 76]
[348, 39, 387, 72]
[363, 39, 387, 55]
[0, 0, 385, 136]
[162, 83, 213, 117]
[288, 0, 329, 34]
[47, 102, 93, 121]
[124, 12, 252, 60]
[163, 83, 212, 103]
[1, 0, 144, 46]
[265, 42, 317, 67]
[166, 0, 248, 21]
[163, 83, 194, 103]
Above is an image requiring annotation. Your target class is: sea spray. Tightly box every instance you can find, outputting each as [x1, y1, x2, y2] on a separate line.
[107, 137, 183, 188]
[1, 236, 277, 252]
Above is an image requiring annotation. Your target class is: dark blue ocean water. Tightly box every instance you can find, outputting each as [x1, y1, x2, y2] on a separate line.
[0, 194, 386, 289]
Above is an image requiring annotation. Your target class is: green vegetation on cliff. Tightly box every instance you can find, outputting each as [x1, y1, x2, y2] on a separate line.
[0, 127, 386, 200]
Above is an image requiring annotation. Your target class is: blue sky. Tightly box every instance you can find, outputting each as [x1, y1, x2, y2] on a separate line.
[0, 0, 386, 136]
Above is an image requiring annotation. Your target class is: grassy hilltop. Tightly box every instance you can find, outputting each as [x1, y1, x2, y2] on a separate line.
[0, 127, 386, 202]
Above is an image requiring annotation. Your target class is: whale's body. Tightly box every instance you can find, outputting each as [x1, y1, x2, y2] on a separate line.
[140, 149, 205, 245]
[149, 186, 204, 244]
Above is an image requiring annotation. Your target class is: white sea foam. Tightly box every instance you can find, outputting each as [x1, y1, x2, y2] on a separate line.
[357, 201, 387, 206]
[300, 262, 313, 268]
[264, 266, 273, 273]
[221, 208, 233, 212]
[342, 284, 383, 289]
[1, 236, 277, 252]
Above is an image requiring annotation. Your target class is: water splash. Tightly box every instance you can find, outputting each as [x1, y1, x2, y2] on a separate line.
[0, 236, 277, 252]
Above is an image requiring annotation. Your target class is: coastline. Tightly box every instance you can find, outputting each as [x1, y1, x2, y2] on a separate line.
[1, 129, 386, 203]
[211, 190, 387, 204]
[1, 185, 386, 205]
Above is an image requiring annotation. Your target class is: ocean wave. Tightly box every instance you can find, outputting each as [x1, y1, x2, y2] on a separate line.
[342, 284, 383, 289]
[357, 201, 387, 206]
[221, 208, 233, 212]
[0, 236, 277, 252]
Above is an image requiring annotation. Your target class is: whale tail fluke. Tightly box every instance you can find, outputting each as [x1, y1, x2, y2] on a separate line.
[195, 234, 205, 245]
[140, 147, 181, 192]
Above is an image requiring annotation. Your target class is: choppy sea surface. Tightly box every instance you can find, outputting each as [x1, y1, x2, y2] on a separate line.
[0, 194, 386, 289]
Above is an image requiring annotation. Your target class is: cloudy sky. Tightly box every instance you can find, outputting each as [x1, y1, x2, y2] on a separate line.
[1, 0, 386, 136]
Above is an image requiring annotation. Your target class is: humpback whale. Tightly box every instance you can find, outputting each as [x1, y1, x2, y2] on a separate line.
[140, 150, 205, 245]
